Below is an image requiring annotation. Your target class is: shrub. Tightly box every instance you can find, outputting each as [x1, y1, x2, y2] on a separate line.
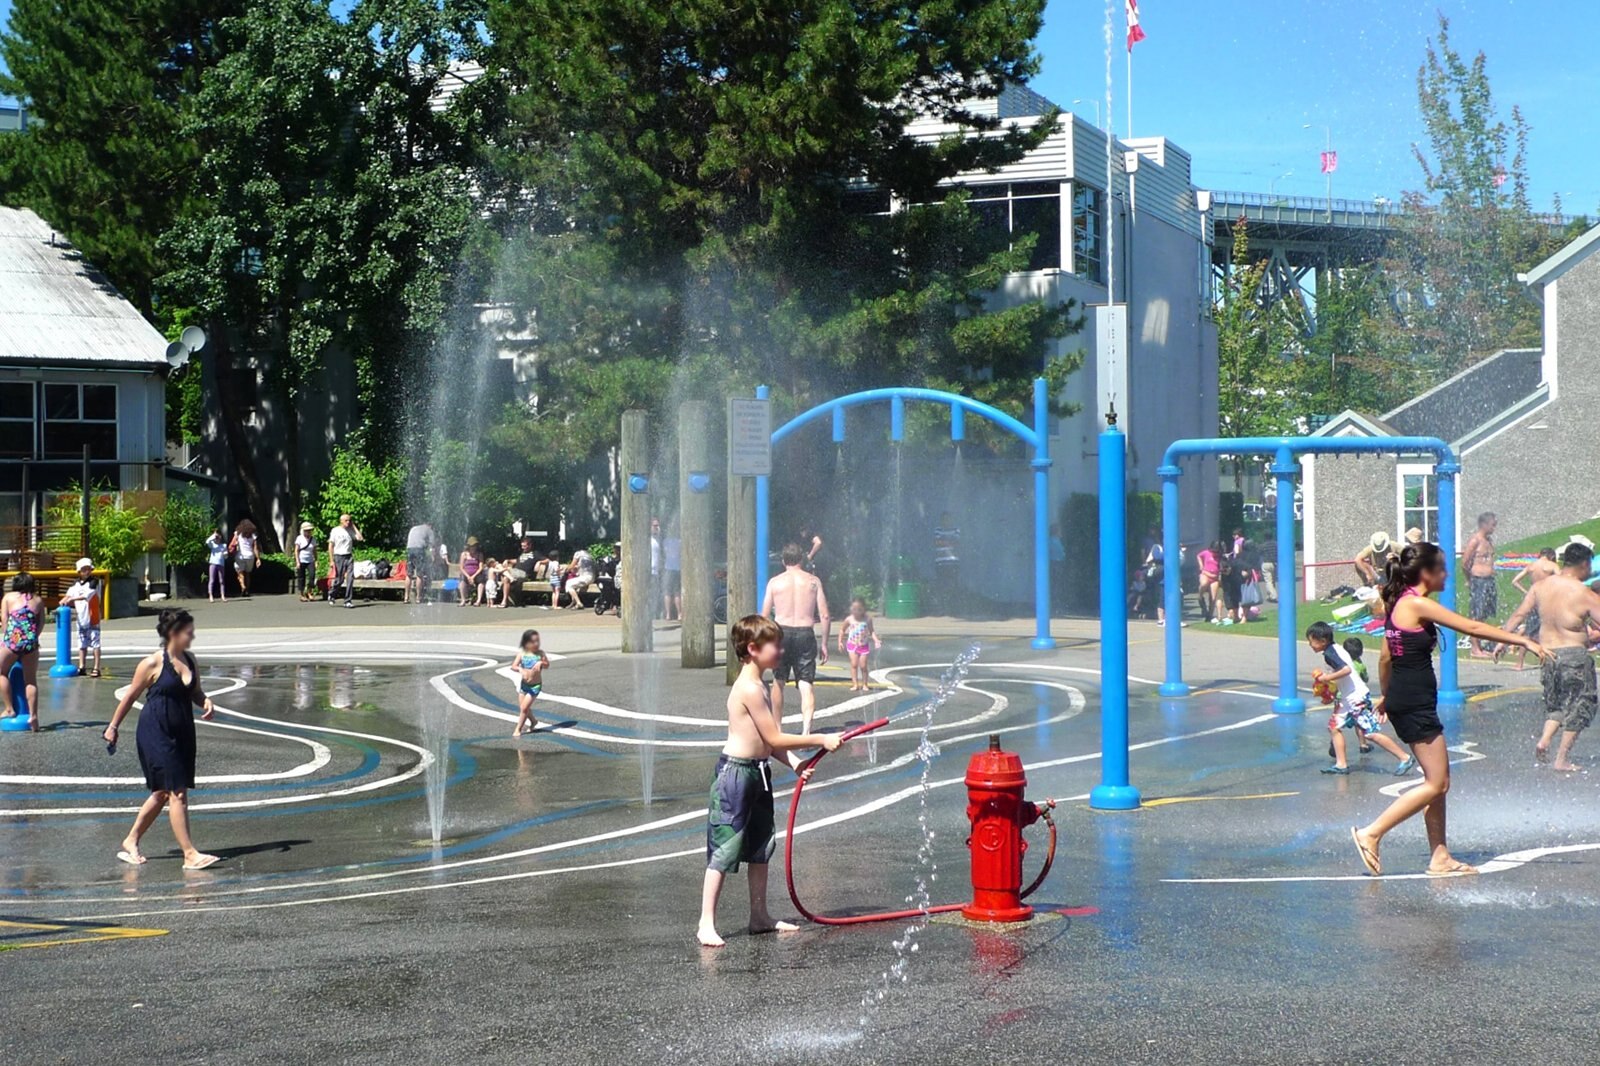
[308, 448, 406, 547]
[160, 484, 220, 567]
[44, 483, 151, 576]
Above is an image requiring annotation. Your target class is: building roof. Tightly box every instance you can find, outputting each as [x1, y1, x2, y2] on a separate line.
[1521, 222, 1600, 287]
[0, 206, 167, 368]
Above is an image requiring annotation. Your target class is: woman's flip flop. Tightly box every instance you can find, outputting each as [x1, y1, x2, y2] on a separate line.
[182, 854, 221, 871]
[1351, 827, 1381, 876]
[116, 850, 146, 866]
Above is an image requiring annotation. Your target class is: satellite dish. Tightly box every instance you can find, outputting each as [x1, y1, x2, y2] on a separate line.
[180, 326, 207, 352]
[165, 340, 191, 368]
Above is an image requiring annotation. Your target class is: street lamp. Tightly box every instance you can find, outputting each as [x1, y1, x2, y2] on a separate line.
[1304, 122, 1332, 219]
[1072, 98, 1101, 129]
[1269, 170, 1293, 198]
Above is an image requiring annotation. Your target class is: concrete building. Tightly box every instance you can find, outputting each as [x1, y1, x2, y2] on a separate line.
[1301, 224, 1600, 596]
[0, 205, 169, 582]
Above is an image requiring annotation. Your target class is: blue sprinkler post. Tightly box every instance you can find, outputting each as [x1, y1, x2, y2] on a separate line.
[1158, 465, 1188, 696]
[0, 661, 29, 729]
[754, 385, 771, 597]
[1030, 377, 1055, 651]
[1434, 459, 1464, 707]
[1090, 410, 1140, 810]
[1271, 446, 1305, 714]
[49, 605, 79, 678]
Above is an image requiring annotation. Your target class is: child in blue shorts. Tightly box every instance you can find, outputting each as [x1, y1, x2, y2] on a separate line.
[1307, 622, 1417, 776]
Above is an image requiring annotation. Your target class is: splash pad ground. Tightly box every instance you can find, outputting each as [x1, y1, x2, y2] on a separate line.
[3, 599, 1599, 1064]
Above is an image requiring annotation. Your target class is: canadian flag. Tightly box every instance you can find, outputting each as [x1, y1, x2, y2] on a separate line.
[1126, 0, 1146, 51]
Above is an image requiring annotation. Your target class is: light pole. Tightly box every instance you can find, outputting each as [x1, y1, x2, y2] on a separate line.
[1072, 98, 1101, 129]
[1305, 123, 1332, 219]
[1269, 170, 1293, 199]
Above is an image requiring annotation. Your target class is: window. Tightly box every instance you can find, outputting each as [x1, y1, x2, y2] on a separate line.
[1397, 464, 1438, 543]
[40, 382, 117, 459]
[1072, 183, 1104, 282]
[959, 182, 1063, 272]
[0, 382, 32, 458]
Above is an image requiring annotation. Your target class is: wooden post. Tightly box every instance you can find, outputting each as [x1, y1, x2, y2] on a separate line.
[725, 398, 757, 684]
[679, 401, 715, 668]
[620, 410, 653, 653]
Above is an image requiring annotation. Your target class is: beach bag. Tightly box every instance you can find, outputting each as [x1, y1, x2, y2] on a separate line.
[1239, 580, 1261, 608]
[353, 559, 379, 580]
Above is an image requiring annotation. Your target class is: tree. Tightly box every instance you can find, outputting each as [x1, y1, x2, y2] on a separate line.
[160, 0, 478, 548]
[1385, 14, 1552, 369]
[0, 0, 241, 315]
[1216, 223, 1305, 454]
[470, 0, 1082, 486]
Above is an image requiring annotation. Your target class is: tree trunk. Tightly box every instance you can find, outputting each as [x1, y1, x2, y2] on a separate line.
[209, 327, 284, 552]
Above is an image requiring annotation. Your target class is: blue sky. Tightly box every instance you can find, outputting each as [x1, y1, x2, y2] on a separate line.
[1032, 0, 1600, 213]
[2, 0, 1595, 211]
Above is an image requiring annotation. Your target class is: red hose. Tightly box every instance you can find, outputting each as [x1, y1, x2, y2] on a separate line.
[783, 717, 1058, 926]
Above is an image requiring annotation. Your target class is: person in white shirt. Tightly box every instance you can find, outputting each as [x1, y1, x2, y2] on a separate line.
[293, 522, 318, 602]
[327, 514, 363, 608]
[564, 548, 595, 610]
[228, 520, 260, 598]
[205, 530, 229, 603]
[62, 557, 102, 676]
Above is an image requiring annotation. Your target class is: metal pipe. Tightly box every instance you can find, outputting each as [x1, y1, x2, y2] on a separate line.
[1435, 460, 1464, 707]
[1089, 418, 1139, 810]
[1271, 446, 1304, 714]
[950, 403, 965, 443]
[1158, 467, 1187, 696]
[1030, 377, 1055, 650]
[831, 406, 845, 444]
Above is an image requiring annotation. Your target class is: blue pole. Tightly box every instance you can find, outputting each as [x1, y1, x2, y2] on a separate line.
[951, 403, 965, 443]
[1090, 418, 1139, 810]
[755, 385, 771, 600]
[1031, 377, 1055, 650]
[1158, 466, 1188, 696]
[1435, 460, 1464, 707]
[890, 395, 905, 442]
[832, 406, 845, 444]
[49, 605, 78, 678]
[1271, 446, 1304, 714]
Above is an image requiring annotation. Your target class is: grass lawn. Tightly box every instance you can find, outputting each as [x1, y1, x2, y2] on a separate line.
[1193, 514, 1600, 647]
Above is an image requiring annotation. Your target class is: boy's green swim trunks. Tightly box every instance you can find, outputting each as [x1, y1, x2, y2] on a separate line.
[706, 754, 776, 872]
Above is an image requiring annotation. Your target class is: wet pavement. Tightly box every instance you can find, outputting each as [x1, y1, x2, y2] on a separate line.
[4, 609, 1600, 1064]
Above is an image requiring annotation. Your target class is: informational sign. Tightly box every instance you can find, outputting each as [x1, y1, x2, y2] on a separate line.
[728, 397, 773, 477]
[1094, 303, 1130, 433]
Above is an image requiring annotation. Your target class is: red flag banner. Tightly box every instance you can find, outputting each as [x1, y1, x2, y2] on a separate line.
[1320, 151, 1338, 175]
[1126, 0, 1146, 51]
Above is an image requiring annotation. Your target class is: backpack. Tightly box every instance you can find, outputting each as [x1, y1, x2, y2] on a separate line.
[373, 560, 392, 580]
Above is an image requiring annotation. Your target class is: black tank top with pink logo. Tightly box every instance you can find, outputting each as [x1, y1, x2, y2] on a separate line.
[1384, 587, 1438, 713]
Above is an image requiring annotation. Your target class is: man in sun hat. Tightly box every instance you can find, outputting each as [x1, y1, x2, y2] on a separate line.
[1353, 530, 1395, 588]
[62, 557, 102, 676]
[1404, 527, 1424, 546]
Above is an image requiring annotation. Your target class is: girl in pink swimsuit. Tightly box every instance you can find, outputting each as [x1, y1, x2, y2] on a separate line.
[839, 597, 882, 693]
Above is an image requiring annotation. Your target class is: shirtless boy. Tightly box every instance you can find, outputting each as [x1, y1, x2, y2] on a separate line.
[697, 615, 840, 948]
[1460, 512, 1499, 657]
[761, 543, 831, 732]
[1504, 542, 1600, 771]
[1496, 547, 1559, 670]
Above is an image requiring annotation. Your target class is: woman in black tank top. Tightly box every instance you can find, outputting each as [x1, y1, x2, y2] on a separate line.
[1351, 543, 1550, 878]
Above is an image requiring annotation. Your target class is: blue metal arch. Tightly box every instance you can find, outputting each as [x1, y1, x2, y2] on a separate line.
[756, 379, 1055, 650]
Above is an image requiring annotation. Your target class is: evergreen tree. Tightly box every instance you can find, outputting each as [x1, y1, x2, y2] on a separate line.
[0, 0, 241, 315]
[472, 0, 1082, 479]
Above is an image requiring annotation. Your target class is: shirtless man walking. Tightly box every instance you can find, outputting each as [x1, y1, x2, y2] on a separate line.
[1460, 512, 1499, 657]
[761, 543, 831, 733]
[1495, 547, 1559, 670]
[1504, 542, 1600, 771]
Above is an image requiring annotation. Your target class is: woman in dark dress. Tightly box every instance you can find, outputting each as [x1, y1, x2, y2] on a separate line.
[102, 609, 219, 870]
[1350, 544, 1548, 877]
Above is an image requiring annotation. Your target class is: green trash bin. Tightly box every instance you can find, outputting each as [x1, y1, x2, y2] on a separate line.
[885, 581, 921, 619]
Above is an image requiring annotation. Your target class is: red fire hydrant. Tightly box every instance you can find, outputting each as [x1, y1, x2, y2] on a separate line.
[963, 734, 1054, 922]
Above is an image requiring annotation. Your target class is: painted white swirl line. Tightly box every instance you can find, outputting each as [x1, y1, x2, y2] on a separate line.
[1164, 840, 1600, 885]
[1376, 741, 1485, 798]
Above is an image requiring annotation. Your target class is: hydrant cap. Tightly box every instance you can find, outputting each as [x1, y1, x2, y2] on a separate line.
[965, 736, 1027, 790]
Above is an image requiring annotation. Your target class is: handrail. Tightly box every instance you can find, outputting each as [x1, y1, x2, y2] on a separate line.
[771, 387, 1040, 450]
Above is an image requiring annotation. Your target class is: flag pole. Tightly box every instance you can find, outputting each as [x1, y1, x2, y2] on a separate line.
[1126, 46, 1133, 141]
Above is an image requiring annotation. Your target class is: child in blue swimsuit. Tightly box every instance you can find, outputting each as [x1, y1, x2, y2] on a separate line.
[513, 629, 549, 737]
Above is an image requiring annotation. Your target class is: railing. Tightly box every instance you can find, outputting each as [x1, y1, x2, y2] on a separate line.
[1212, 190, 1394, 218]
[0, 524, 90, 563]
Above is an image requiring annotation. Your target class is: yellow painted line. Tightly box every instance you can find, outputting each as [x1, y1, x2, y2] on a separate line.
[0, 917, 168, 951]
[1141, 791, 1299, 808]
[1468, 686, 1541, 704]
